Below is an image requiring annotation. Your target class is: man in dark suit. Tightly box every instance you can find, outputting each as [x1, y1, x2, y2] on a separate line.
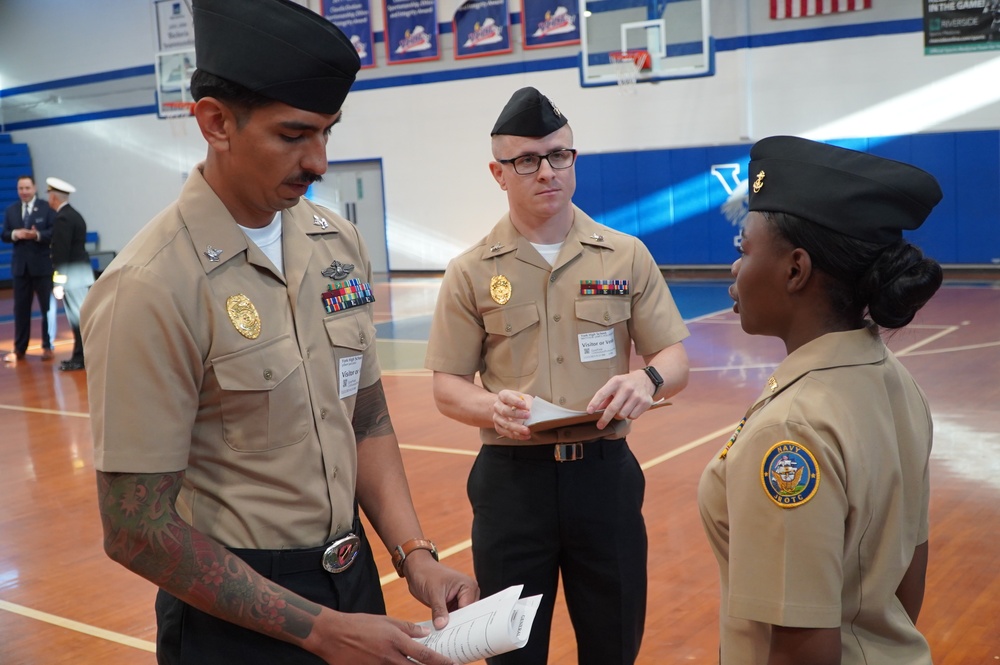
[47, 177, 93, 371]
[2, 175, 56, 364]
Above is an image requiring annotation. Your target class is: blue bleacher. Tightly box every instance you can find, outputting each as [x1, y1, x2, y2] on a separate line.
[1, 134, 113, 285]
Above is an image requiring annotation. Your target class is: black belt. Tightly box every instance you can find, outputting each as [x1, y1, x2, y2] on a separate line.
[488, 437, 623, 462]
[229, 519, 363, 577]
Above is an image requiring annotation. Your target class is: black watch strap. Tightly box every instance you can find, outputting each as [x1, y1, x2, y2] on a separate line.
[642, 366, 664, 393]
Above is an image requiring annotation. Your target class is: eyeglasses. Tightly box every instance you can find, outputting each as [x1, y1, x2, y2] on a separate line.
[497, 149, 577, 175]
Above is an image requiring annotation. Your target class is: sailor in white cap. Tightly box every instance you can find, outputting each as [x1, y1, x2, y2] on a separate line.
[46, 177, 92, 371]
[81, 1, 477, 663]
[45, 177, 76, 194]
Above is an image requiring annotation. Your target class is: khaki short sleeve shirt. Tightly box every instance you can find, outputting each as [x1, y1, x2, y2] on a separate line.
[83, 167, 380, 549]
[425, 206, 689, 444]
[698, 328, 933, 665]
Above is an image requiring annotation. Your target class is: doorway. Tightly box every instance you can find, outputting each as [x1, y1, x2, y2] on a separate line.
[308, 159, 389, 274]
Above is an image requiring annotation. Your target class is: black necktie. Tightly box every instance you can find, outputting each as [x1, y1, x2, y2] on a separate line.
[22, 204, 29, 226]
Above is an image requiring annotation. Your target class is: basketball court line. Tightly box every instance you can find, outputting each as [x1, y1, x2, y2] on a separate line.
[0, 290, 991, 655]
[0, 599, 157, 653]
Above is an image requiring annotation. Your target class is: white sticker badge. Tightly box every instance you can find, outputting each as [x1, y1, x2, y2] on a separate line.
[339, 354, 363, 398]
[578, 329, 616, 362]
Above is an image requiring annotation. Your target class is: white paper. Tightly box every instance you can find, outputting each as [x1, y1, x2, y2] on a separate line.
[524, 396, 670, 430]
[524, 396, 597, 426]
[413, 585, 542, 664]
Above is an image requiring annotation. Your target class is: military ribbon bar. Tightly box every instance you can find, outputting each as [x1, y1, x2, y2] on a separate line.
[580, 279, 629, 296]
[322, 278, 375, 313]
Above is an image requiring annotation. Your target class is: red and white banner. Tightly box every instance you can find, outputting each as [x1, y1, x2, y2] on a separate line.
[770, 0, 871, 19]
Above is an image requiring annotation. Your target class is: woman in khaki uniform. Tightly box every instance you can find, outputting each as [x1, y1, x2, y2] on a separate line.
[698, 136, 943, 664]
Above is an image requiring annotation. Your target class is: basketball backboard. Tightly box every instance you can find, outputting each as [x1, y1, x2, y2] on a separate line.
[579, 0, 713, 88]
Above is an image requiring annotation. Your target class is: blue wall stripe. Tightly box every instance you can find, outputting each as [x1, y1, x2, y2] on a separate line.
[2, 18, 922, 99]
[0, 66, 156, 98]
[3, 105, 158, 131]
[749, 18, 922, 48]
[353, 55, 578, 90]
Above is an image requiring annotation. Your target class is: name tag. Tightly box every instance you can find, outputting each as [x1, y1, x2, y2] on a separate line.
[339, 354, 363, 398]
[578, 329, 616, 362]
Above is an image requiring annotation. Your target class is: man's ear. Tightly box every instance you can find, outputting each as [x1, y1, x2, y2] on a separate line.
[489, 161, 507, 191]
[786, 247, 813, 294]
[193, 97, 233, 152]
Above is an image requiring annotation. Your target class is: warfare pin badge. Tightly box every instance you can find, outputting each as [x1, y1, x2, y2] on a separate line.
[322, 260, 354, 280]
[226, 294, 261, 340]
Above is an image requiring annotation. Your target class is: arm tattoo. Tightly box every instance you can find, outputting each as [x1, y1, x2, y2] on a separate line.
[352, 379, 395, 442]
[96, 471, 321, 641]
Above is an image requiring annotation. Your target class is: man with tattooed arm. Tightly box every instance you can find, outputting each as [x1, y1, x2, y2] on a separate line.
[80, 1, 477, 663]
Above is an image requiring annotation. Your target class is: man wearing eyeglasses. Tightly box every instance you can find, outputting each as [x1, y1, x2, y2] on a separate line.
[425, 87, 690, 665]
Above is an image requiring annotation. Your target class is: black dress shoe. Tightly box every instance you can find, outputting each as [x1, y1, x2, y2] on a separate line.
[59, 360, 85, 371]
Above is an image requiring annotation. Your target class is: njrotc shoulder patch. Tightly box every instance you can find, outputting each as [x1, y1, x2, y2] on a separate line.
[760, 441, 820, 508]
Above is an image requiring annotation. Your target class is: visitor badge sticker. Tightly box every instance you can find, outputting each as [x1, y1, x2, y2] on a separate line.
[339, 354, 362, 399]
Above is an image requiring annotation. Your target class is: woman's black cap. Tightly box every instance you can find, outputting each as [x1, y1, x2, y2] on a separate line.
[748, 136, 943, 245]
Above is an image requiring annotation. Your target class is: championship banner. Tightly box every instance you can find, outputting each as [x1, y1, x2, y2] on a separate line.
[770, 0, 871, 19]
[454, 0, 512, 59]
[521, 0, 579, 49]
[924, 0, 1000, 54]
[321, 0, 376, 68]
[385, 0, 441, 64]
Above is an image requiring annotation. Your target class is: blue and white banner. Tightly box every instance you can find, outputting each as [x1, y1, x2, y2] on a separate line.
[521, 0, 579, 49]
[454, 0, 512, 59]
[321, 0, 376, 68]
[154, 0, 195, 51]
[385, 0, 441, 64]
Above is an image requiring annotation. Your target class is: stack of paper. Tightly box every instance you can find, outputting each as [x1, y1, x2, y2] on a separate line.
[414, 585, 542, 663]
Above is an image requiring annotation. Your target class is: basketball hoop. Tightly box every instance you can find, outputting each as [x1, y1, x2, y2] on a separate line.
[161, 100, 195, 139]
[609, 50, 650, 94]
[161, 100, 195, 117]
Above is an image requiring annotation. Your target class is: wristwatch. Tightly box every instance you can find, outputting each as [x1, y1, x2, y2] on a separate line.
[642, 366, 664, 394]
[391, 538, 439, 577]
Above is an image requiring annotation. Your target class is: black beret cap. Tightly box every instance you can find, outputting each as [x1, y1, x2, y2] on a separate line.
[747, 136, 943, 246]
[491, 87, 568, 137]
[193, 0, 360, 115]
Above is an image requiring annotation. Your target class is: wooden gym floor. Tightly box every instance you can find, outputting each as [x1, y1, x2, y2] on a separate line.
[0, 273, 997, 664]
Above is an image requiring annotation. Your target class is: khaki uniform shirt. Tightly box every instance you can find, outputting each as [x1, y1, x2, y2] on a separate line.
[83, 166, 379, 549]
[698, 327, 932, 664]
[425, 206, 689, 445]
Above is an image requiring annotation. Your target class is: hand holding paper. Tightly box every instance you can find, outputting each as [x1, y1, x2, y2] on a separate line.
[524, 396, 670, 432]
[413, 585, 542, 664]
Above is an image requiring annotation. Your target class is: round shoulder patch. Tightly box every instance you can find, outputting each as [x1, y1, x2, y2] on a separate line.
[760, 441, 820, 508]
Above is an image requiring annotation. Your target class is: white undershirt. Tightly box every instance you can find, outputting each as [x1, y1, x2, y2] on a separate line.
[240, 212, 284, 274]
[530, 241, 564, 267]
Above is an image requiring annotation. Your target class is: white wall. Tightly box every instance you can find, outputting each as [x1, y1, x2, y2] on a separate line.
[2, 1, 998, 270]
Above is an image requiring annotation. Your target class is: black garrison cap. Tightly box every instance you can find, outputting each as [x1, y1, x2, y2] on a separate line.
[193, 0, 360, 114]
[747, 136, 942, 246]
[491, 87, 568, 137]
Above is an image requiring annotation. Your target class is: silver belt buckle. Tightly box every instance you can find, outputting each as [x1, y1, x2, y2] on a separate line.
[554, 442, 584, 462]
[322, 533, 360, 573]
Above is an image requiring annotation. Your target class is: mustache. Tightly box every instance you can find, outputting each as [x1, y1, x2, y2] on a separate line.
[286, 172, 323, 186]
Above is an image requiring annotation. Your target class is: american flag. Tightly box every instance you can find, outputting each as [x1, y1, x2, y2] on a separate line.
[770, 0, 872, 19]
